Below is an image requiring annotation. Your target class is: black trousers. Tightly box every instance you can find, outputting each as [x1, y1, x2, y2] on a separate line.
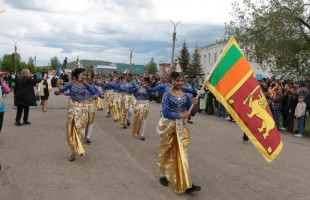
[0, 112, 4, 132]
[243, 133, 249, 141]
[15, 106, 29, 122]
[286, 111, 295, 132]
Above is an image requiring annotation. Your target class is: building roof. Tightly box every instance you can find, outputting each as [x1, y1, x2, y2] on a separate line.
[94, 63, 146, 74]
[198, 40, 226, 50]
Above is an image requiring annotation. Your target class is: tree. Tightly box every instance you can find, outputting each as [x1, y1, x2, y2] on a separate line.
[1, 53, 21, 73]
[28, 57, 34, 67]
[145, 58, 158, 75]
[179, 40, 191, 75]
[50, 56, 59, 70]
[224, 0, 310, 79]
[20, 62, 29, 73]
[28, 57, 35, 73]
[188, 44, 204, 79]
[36, 67, 49, 73]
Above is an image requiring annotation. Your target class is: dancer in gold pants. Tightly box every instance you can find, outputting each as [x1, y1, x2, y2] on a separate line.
[156, 71, 200, 194]
[55, 68, 98, 161]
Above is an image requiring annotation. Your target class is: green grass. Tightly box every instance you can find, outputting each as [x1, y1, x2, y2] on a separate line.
[279, 114, 310, 137]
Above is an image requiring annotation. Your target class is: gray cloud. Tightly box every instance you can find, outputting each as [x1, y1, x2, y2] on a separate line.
[0, 0, 232, 66]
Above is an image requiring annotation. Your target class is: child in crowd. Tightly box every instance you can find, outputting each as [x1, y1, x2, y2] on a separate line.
[294, 95, 307, 137]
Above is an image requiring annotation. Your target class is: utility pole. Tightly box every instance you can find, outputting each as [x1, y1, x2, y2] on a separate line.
[170, 20, 181, 63]
[14, 39, 22, 74]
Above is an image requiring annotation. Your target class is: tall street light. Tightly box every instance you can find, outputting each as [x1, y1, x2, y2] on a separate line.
[170, 20, 181, 63]
[14, 38, 22, 74]
[125, 45, 133, 67]
[34, 55, 36, 72]
[125, 45, 134, 66]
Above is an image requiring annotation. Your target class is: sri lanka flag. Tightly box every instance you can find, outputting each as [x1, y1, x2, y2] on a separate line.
[205, 36, 283, 162]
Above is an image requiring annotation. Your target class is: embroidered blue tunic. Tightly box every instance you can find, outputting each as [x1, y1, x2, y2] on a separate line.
[162, 92, 191, 119]
[60, 82, 98, 101]
[106, 82, 122, 93]
[136, 87, 150, 100]
[121, 82, 139, 94]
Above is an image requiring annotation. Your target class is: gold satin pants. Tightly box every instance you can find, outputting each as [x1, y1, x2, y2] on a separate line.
[66, 100, 87, 157]
[105, 90, 113, 113]
[132, 101, 149, 137]
[157, 118, 192, 194]
[120, 94, 135, 128]
[95, 97, 104, 110]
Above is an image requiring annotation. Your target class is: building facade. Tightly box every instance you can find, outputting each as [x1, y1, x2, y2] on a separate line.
[198, 42, 272, 80]
[159, 63, 171, 78]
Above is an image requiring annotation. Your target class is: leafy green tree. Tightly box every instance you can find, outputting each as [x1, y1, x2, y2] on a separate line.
[20, 62, 29, 72]
[50, 56, 59, 70]
[145, 58, 158, 74]
[224, 0, 310, 79]
[36, 67, 49, 73]
[28, 57, 34, 68]
[179, 40, 191, 75]
[27, 57, 35, 73]
[188, 44, 204, 79]
[1, 53, 21, 73]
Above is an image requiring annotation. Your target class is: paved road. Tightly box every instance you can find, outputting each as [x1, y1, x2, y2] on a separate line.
[0, 89, 309, 200]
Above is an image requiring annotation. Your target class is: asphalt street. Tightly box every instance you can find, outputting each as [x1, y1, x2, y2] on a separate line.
[0, 89, 309, 200]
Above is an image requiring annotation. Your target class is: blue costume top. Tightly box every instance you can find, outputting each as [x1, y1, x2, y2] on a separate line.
[121, 82, 139, 94]
[162, 91, 191, 119]
[136, 87, 150, 100]
[149, 83, 195, 97]
[148, 84, 171, 95]
[60, 81, 98, 101]
[93, 80, 105, 98]
[106, 82, 122, 93]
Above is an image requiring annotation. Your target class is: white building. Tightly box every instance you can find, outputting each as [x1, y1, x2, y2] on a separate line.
[198, 41, 272, 80]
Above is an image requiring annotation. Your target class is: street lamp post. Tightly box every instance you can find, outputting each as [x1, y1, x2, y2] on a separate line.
[14, 39, 22, 74]
[125, 45, 134, 66]
[34, 55, 36, 72]
[170, 20, 181, 63]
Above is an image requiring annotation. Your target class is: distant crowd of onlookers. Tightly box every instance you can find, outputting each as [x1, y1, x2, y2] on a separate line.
[197, 77, 309, 137]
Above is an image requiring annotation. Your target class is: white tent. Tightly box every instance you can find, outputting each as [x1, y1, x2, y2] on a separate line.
[96, 65, 117, 70]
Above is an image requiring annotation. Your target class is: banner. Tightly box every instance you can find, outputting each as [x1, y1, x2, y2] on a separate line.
[205, 36, 283, 162]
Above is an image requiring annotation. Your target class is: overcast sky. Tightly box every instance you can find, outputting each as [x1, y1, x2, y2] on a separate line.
[0, 0, 241, 67]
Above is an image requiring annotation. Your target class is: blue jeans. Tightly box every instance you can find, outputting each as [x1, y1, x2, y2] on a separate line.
[298, 115, 305, 135]
[273, 109, 280, 129]
[218, 103, 226, 118]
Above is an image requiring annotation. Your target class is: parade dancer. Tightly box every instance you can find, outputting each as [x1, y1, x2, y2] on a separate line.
[93, 75, 105, 111]
[156, 71, 201, 194]
[119, 74, 138, 129]
[55, 68, 98, 161]
[84, 70, 100, 144]
[106, 76, 122, 122]
[132, 77, 150, 141]
[105, 75, 114, 118]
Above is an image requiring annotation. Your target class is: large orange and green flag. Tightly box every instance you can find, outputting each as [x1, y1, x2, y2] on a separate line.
[205, 36, 283, 162]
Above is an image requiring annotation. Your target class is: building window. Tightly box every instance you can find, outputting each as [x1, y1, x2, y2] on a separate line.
[214, 53, 217, 63]
[208, 53, 211, 64]
[204, 55, 207, 65]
